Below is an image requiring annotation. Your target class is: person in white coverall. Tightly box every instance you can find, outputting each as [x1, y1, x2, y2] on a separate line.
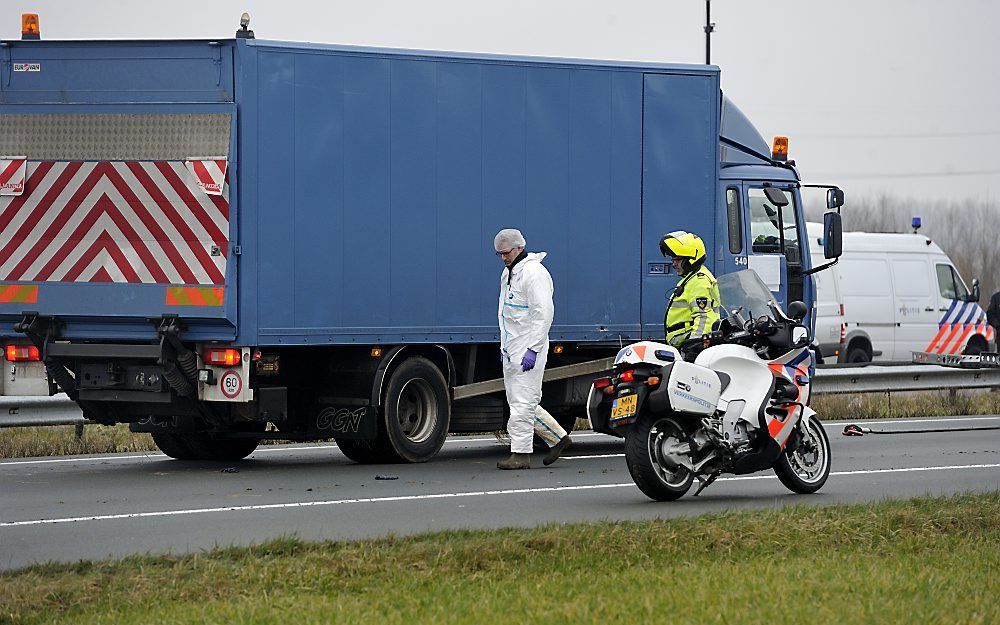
[494, 228, 573, 470]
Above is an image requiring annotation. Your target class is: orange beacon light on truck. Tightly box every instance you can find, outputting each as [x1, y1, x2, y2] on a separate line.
[772, 136, 789, 162]
[22, 14, 41, 40]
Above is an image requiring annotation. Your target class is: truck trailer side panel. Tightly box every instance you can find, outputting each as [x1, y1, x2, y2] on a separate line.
[239, 42, 719, 346]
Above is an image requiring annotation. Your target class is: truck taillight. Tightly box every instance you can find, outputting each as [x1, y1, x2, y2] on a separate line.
[203, 348, 242, 367]
[5, 344, 40, 362]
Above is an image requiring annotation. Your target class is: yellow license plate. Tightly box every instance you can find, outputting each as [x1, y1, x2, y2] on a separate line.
[611, 394, 638, 420]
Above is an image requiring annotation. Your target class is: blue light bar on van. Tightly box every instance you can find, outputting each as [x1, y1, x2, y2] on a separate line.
[912, 216, 922, 232]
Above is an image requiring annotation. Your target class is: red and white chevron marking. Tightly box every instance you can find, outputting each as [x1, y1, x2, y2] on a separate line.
[0, 158, 27, 196]
[0, 161, 229, 285]
[185, 159, 228, 196]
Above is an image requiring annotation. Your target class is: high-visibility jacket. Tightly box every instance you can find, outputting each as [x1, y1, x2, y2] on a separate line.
[664, 267, 721, 347]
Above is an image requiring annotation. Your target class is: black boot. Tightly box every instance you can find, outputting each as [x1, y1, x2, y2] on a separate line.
[543, 435, 572, 466]
[497, 453, 531, 470]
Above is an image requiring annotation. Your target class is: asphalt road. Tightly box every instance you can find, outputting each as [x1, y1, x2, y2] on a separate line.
[2, 415, 999, 571]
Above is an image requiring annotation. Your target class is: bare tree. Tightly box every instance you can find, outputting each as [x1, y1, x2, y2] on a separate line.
[805, 196, 1000, 302]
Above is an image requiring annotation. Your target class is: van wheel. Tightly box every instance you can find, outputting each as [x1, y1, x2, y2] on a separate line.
[845, 344, 871, 363]
[377, 356, 451, 463]
[964, 336, 988, 355]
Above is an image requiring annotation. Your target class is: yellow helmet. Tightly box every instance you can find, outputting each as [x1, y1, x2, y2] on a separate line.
[659, 230, 707, 265]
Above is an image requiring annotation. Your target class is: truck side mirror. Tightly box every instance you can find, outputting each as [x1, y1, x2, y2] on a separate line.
[826, 187, 845, 209]
[823, 211, 843, 259]
[763, 186, 789, 207]
[969, 278, 981, 302]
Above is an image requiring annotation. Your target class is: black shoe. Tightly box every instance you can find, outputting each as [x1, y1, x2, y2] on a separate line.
[497, 453, 531, 470]
[543, 435, 572, 466]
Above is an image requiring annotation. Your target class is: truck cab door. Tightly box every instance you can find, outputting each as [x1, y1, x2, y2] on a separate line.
[744, 184, 806, 311]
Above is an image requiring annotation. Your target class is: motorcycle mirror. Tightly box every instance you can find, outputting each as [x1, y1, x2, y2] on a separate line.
[787, 300, 807, 322]
[791, 325, 809, 348]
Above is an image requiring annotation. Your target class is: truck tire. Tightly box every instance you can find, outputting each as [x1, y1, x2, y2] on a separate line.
[152, 432, 260, 461]
[152, 432, 199, 460]
[378, 356, 451, 463]
[335, 438, 395, 464]
[184, 435, 261, 461]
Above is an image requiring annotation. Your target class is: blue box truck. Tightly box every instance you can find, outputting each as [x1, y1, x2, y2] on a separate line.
[0, 22, 842, 462]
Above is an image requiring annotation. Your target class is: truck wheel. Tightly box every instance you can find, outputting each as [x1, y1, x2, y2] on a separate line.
[335, 438, 394, 464]
[184, 435, 261, 461]
[152, 432, 198, 460]
[152, 432, 259, 461]
[379, 356, 450, 463]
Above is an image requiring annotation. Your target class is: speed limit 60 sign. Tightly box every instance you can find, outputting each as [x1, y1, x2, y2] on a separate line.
[219, 370, 243, 399]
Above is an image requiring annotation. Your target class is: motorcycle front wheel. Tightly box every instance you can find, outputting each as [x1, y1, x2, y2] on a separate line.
[774, 413, 831, 494]
[625, 414, 694, 501]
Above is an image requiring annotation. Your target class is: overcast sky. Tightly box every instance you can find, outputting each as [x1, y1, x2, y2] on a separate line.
[3, 0, 998, 203]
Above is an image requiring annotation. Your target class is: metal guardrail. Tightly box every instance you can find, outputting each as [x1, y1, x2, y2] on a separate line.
[811, 365, 1000, 394]
[0, 394, 84, 428]
[2, 363, 999, 428]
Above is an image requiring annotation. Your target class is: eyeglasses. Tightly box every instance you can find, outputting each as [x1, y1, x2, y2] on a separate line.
[496, 248, 516, 257]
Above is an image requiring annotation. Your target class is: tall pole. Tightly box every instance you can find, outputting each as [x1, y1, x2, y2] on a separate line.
[704, 0, 715, 65]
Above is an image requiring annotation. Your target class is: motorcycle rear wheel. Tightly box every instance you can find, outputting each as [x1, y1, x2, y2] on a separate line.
[625, 414, 694, 501]
[774, 413, 831, 494]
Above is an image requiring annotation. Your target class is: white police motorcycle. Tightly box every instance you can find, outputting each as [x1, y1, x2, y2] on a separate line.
[587, 270, 831, 501]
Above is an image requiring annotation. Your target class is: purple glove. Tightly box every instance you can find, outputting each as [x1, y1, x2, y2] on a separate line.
[521, 349, 537, 372]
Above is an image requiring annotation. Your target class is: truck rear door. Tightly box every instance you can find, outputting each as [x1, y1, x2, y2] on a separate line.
[0, 41, 237, 340]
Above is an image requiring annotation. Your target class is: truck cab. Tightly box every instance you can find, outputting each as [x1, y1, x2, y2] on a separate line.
[714, 97, 842, 331]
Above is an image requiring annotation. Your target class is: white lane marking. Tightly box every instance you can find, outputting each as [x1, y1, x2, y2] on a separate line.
[564, 454, 624, 460]
[3, 463, 997, 528]
[0, 454, 166, 466]
[843, 416, 1000, 426]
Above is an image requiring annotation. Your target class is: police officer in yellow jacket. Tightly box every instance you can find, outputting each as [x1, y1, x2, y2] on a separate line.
[660, 231, 721, 347]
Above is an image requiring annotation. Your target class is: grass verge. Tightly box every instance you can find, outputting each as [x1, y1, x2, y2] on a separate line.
[1, 492, 998, 625]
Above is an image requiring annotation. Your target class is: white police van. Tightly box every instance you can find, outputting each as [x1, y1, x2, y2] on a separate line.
[809, 226, 990, 363]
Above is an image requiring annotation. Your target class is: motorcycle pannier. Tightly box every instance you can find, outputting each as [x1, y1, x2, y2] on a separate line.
[666, 361, 722, 416]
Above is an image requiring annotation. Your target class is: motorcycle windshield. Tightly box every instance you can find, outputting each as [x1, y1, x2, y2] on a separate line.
[717, 270, 783, 323]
